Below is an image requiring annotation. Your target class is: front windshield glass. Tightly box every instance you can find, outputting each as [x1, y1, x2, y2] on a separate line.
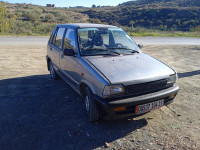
[78, 27, 140, 56]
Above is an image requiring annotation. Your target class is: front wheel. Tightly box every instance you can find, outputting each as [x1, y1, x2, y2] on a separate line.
[49, 61, 59, 80]
[84, 87, 99, 122]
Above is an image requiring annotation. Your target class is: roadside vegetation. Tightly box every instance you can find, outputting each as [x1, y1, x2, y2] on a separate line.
[0, 0, 200, 37]
[125, 27, 200, 37]
[0, 2, 88, 36]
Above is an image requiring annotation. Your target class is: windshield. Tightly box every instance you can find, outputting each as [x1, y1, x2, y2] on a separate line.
[78, 27, 140, 56]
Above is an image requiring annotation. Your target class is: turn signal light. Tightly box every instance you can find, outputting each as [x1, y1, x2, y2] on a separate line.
[113, 106, 126, 112]
[169, 94, 176, 99]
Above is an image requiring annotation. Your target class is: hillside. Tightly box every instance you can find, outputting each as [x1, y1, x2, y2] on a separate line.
[82, 0, 200, 31]
[120, 0, 200, 7]
[0, 2, 89, 35]
[0, 0, 200, 36]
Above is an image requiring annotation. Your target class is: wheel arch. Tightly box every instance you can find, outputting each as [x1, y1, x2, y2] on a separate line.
[79, 81, 96, 97]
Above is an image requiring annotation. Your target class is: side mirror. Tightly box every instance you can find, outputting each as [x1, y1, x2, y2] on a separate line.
[63, 49, 76, 56]
[138, 43, 143, 49]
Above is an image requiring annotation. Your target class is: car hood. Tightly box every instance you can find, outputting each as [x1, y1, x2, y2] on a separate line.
[85, 53, 175, 86]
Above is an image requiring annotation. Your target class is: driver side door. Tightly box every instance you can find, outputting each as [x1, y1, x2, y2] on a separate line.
[60, 28, 79, 86]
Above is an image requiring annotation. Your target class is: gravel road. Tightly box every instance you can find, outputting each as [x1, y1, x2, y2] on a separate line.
[0, 37, 199, 150]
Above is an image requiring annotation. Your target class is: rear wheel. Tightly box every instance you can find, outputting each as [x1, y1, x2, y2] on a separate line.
[49, 61, 59, 80]
[84, 87, 99, 122]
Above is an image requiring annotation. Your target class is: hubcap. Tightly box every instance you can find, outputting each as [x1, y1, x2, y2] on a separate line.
[85, 96, 89, 113]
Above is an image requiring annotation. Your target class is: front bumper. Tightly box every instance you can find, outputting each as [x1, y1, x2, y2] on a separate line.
[94, 85, 179, 119]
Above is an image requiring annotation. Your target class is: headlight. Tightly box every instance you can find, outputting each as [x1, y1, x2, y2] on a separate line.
[103, 84, 125, 96]
[167, 74, 177, 85]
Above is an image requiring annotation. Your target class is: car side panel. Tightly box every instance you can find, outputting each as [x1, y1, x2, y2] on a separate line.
[47, 26, 62, 70]
[60, 27, 80, 86]
[49, 44, 62, 70]
[77, 56, 109, 97]
[60, 55, 79, 85]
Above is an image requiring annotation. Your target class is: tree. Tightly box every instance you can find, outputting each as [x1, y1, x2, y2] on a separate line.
[0, 2, 9, 32]
[0, 2, 21, 33]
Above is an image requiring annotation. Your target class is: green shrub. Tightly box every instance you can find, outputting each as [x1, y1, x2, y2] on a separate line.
[23, 11, 40, 22]
[34, 23, 56, 35]
[44, 13, 54, 22]
[190, 26, 200, 32]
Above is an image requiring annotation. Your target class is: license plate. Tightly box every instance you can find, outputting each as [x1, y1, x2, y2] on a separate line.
[135, 100, 164, 114]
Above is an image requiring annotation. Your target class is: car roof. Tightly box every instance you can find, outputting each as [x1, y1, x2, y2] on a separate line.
[57, 23, 118, 28]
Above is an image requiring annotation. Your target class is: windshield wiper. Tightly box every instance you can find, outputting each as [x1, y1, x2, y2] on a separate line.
[131, 49, 139, 53]
[108, 47, 139, 53]
[108, 50, 120, 55]
[82, 48, 120, 55]
[108, 47, 131, 50]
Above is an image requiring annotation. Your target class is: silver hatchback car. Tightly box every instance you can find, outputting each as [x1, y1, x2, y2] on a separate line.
[46, 23, 179, 121]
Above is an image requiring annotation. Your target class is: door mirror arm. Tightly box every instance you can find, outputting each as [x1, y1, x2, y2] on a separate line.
[138, 43, 143, 49]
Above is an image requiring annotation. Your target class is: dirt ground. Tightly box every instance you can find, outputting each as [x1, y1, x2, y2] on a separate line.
[0, 38, 200, 150]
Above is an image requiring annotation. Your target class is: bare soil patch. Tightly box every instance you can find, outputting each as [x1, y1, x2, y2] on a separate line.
[0, 39, 199, 149]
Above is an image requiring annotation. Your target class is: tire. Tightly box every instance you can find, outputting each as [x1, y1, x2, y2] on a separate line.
[84, 87, 99, 122]
[49, 61, 59, 80]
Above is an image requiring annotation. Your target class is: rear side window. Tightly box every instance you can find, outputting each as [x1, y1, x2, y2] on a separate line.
[63, 28, 76, 50]
[49, 32, 54, 44]
[54, 27, 66, 49]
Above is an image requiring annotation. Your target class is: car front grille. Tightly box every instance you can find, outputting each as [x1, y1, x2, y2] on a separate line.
[125, 79, 168, 96]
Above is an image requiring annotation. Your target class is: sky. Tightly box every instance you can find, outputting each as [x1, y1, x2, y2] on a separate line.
[2, 0, 130, 7]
